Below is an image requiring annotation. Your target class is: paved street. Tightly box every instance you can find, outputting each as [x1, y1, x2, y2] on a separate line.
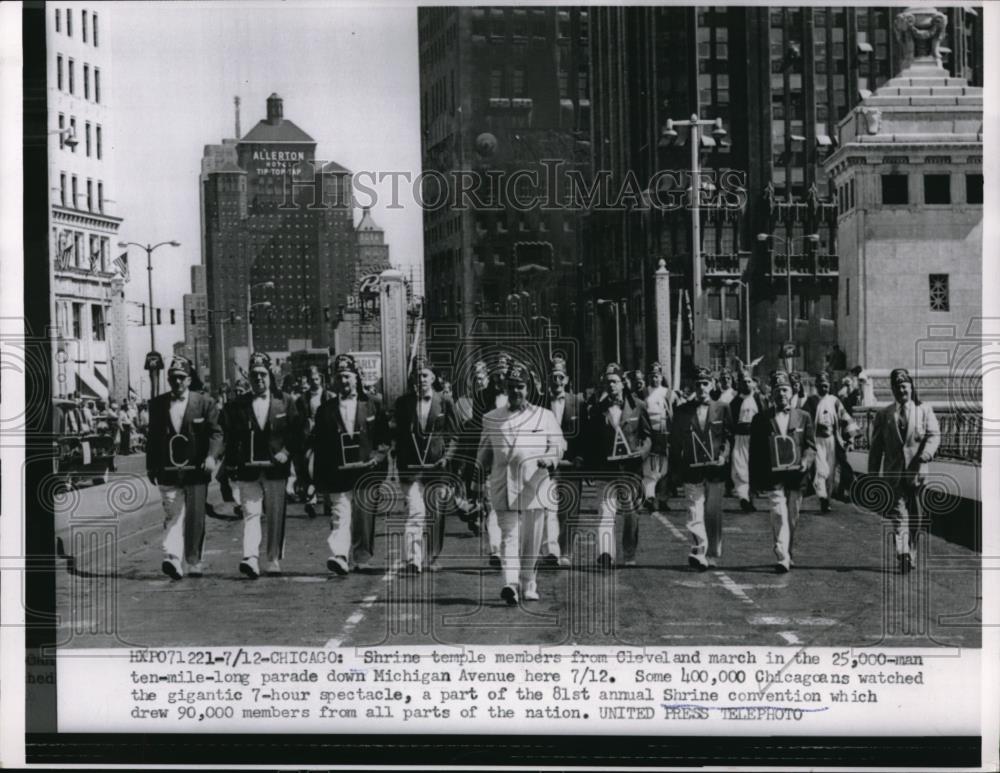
[53, 455, 981, 651]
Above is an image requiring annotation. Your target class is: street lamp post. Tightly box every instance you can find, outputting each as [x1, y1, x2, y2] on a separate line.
[117, 240, 181, 397]
[530, 315, 553, 361]
[207, 308, 240, 384]
[660, 114, 727, 365]
[755, 232, 819, 369]
[246, 281, 274, 355]
[597, 299, 620, 364]
[723, 278, 751, 366]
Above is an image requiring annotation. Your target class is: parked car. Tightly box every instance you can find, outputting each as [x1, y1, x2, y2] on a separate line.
[52, 399, 117, 488]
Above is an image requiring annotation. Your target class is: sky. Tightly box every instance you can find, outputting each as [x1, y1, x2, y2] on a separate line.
[101, 1, 424, 389]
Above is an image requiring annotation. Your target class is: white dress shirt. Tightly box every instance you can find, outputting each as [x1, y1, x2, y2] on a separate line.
[738, 394, 759, 424]
[775, 409, 791, 436]
[417, 395, 433, 431]
[339, 395, 358, 434]
[550, 394, 566, 426]
[252, 392, 270, 429]
[169, 391, 189, 434]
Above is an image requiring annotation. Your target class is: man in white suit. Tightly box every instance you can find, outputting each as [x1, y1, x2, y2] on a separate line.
[476, 363, 565, 605]
[868, 368, 940, 573]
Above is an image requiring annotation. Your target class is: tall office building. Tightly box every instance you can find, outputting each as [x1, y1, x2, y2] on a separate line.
[418, 7, 592, 376]
[201, 94, 355, 382]
[588, 5, 982, 378]
[47, 6, 128, 401]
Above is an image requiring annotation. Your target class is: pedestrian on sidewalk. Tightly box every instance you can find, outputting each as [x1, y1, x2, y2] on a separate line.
[311, 354, 390, 576]
[749, 370, 817, 573]
[221, 352, 300, 578]
[669, 366, 733, 570]
[867, 368, 940, 573]
[146, 355, 223, 580]
[476, 362, 564, 604]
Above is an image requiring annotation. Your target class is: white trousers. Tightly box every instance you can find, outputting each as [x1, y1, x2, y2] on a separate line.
[597, 480, 640, 561]
[813, 435, 836, 499]
[767, 486, 802, 565]
[236, 478, 287, 563]
[731, 435, 751, 500]
[497, 508, 544, 590]
[541, 508, 560, 557]
[683, 480, 725, 560]
[402, 480, 446, 567]
[159, 484, 187, 562]
[642, 453, 668, 499]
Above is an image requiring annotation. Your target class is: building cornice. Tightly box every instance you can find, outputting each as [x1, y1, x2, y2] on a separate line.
[52, 205, 124, 230]
[825, 143, 983, 177]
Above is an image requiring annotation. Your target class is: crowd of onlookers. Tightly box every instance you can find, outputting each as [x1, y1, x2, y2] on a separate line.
[58, 394, 148, 454]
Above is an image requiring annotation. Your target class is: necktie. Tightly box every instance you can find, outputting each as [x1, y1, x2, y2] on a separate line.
[898, 405, 908, 437]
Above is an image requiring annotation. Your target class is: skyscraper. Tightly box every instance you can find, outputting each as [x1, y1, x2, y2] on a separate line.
[48, 5, 128, 400]
[201, 94, 355, 382]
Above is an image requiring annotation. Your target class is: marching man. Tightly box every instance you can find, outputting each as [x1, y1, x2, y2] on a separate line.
[146, 355, 223, 580]
[803, 370, 858, 513]
[585, 363, 652, 569]
[393, 361, 460, 574]
[642, 362, 672, 513]
[749, 370, 816, 573]
[220, 352, 299, 578]
[868, 368, 940, 573]
[730, 365, 767, 513]
[294, 365, 336, 518]
[476, 363, 565, 604]
[669, 366, 733, 570]
[311, 354, 391, 575]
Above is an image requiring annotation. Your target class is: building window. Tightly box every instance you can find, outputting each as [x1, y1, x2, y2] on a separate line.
[73, 232, 82, 267]
[170, 309, 176, 325]
[83, 64, 89, 99]
[881, 174, 908, 205]
[59, 173, 67, 206]
[55, 8, 60, 32]
[68, 58, 74, 94]
[85, 122, 91, 155]
[846, 278, 850, 316]
[58, 112, 65, 147]
[94, 68, 101, 103]
[92, 304, 105, 341]
[86, 179, 93, 211]
[96, 125, 102, 159]
[98, 181, 103, 213]
[924, 174, 951, 204]
[82, 10, 88, 42]
[100, 236, 109, 271]
[66, 7, 72, 37]
[490, 68, 502, 98]
[69, 116, 76, 151]
[57, 55, 63, 90]
[966, 173, 983, 204]
[93, 12, 98, 46]
[156, 308, 162, 326]
[929, 274, 949, 312]
[71, 175, 78, 208]
[72, 303, 82, 339]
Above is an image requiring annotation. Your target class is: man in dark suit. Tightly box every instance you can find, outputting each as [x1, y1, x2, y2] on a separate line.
[310, 354, 391, 575]
[294, 365, 336, 518]
[868, 367, 940, 573]
[393, 361, 460, 573]
[749, 370, 817, 573]
[146, 355, 224, 580]
[220, 352, 299, 578]
[669, 366, 734, 570]
[539, 356, 584, 567]
[584, 363, 652, 569]
[729, 367, 768, 512]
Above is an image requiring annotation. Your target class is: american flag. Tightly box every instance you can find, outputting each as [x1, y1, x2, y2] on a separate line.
[55, 239, 74, 271]
[89, 245, 101, 273]
[113, 251, 129, 281]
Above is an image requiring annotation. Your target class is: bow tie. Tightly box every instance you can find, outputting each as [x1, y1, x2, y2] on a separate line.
[608, 399, 624, 408]
[778, 408, 791, 415]
[171, 395, 186, 403]
[419, 396, 433, 403]
[254, 394, 269, 402]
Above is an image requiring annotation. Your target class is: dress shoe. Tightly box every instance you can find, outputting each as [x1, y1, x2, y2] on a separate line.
[524, 582, 540, 601]
[234, 504, 244, 518]
[624, 558, 638, 567]
[820, 498, 831, 514]
[404, 561, 421, 575]
[688, 555, 709, 572]
[739, 498, 755, 513]
[187, 562, 204, 577]
[264, 559, 281, 576]
[305, 503, 317, 519]
[643, 497, 656, 513]
[596, 552, 615, 571]
[161, 557, 183, 581]
[557, 555, 572, 568]
[500, 585, 518, 606]
[898, 554, 913, 574]
[239, 557, 260, 579]
[706, 557, 719, 568]
[489, 553, 502, 569]
[775, 561, 791, 574]
[543, 553, 560, 569]
[326, 556, 349, 576]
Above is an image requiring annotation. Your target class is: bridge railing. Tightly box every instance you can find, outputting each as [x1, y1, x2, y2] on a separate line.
[849, 403, 982, 464]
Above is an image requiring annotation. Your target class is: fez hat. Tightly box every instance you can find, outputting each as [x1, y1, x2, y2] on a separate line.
[248, 352, 271, 372]
[770, 369, 792, 389]
[167, 355, 192, 377]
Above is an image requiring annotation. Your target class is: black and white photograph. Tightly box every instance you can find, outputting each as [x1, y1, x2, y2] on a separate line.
[5, 1, 997, 768]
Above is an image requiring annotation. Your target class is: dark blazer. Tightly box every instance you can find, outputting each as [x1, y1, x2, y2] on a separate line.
[221, 391, 299, 481]
[295, 388, 336, 430]
[669, 400, 734, 483]
[729, 392, 769, 436]
[393, 391, 459, 481]
[147, 390, 224, 486]
[585, 395, 652, 475]
[311, 393, 390, 493]
[540, 391, 586, 464]
[749, 407, 817, 491]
